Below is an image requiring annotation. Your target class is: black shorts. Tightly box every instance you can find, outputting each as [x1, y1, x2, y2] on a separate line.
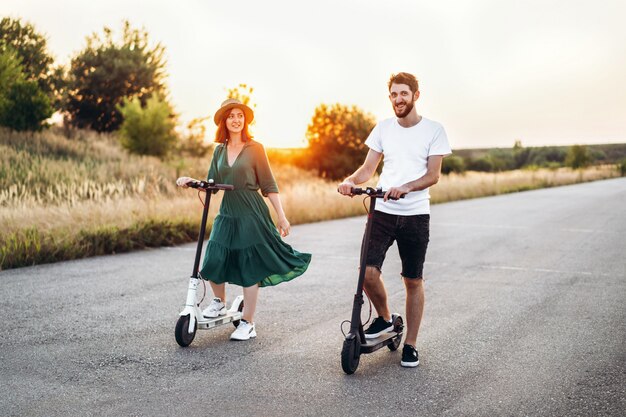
[365, 211, 430, 279]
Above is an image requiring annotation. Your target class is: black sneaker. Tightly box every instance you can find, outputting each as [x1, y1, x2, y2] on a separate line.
[401, 344, 419, 367]
[364, 316, 393, 339]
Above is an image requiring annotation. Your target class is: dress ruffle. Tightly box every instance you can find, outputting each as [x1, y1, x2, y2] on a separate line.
[200, 190, 311, 287]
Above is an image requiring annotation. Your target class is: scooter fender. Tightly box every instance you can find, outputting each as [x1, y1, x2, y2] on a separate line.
[228, 295, 244, 313]
[179, 277, 201, 334]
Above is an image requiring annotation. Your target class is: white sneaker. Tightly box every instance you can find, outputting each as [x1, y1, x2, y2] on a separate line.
[230, 320, 257, 341]
[202, 297, 226, 318]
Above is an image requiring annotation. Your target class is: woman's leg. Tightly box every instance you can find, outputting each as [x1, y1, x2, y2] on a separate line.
[242, 283, 259, 322]
[209, 282, 226, 302]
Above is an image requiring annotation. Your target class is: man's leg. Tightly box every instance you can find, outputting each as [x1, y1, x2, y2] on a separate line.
[363, 266, 391, 321]
[403, 277, 424, 346]
[397, 214, 429, 346]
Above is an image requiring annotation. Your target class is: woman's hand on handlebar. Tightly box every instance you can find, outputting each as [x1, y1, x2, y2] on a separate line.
[384, 185, 410, 201]
[337, 180, 356, 196]
[176, 176, 196, 188]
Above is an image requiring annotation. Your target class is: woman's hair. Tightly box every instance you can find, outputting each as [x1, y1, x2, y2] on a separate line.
[214, 108, 253, 143]
[388, 72, 419, 94]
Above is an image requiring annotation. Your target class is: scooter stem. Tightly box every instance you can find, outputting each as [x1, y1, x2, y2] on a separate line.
[349, 195, 379, 336]
[191, 191, 212, 278]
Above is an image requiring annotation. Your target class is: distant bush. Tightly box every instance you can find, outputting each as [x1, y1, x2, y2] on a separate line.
[117, 95, 177, 158]
[590, 149, 607, 162]
[0, 48, 52, 131]
[566, 145, 591, 169]
[453, 143, 625, 173]
[442, 154, 465, 174]
[0, 79, 52, 131]
[619, 158, 626, 177]
[466, 156, 495, 172]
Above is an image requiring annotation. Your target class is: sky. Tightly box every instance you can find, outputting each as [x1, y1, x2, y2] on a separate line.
[2, 0, 626, 149]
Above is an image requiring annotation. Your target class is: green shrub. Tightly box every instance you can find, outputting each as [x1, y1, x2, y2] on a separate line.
[0, 48, 53, 131]
[0, 79, 52, 131]
[466, 156, 495, 172]
[566, 145, 591, 169]
[442, 155, 465, 174]
[117, 95, 177, 158]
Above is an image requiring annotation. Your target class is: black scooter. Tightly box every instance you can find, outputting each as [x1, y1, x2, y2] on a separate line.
[341, 187, 404, 374]
[174, 179, 244, 347]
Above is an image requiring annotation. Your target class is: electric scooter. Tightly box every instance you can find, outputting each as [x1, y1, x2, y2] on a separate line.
[341, 187, 404, 374]
[174, 179, 244, 347]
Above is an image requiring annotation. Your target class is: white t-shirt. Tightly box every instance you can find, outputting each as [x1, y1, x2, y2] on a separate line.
[365, 117, 451, 215]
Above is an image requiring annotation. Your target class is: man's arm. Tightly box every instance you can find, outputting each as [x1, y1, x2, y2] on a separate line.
[384, 155, 444, 201]
[337, 149, 383, 195]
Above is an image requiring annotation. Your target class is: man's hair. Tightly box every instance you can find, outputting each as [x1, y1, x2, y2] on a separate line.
[388, 72, 419, 94]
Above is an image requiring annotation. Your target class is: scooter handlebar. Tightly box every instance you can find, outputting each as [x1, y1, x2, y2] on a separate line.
[188, 179, 234, 192]
[350, 187, 405, 200]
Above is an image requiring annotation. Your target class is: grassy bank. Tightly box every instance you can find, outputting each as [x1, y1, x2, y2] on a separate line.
[0, 129, 622, 270]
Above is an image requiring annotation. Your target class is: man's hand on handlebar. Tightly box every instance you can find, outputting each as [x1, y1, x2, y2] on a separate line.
[384, 185, 410, 201]
[337, 180, 356, 197]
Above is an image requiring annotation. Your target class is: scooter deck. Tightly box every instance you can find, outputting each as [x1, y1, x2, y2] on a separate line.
[360, 331, 403, 354]
[197, 311, 243, 330]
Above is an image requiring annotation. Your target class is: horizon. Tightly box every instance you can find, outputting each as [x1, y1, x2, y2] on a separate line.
[2, 0, 625, 149]
[265, 140, 626, 151]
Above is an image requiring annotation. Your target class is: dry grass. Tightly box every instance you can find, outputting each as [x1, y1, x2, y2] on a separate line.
[0, 127, 621, 270]
[431, 165, 619, 203]
[3, 165, 617, 235]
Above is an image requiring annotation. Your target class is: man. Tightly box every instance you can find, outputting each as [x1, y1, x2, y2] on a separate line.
[338, 72, 451, 368]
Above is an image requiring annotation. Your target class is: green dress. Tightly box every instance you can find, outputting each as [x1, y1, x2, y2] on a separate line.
[199, 140, 311, 287]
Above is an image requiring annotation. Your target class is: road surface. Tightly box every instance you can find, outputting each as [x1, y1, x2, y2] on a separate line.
[1, 178, 625, 416]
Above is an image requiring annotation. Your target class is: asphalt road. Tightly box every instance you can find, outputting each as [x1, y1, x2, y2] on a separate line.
[1, 178, 625, 417]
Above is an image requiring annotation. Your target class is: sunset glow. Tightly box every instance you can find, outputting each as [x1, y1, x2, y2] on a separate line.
[2, 0, 625, 148]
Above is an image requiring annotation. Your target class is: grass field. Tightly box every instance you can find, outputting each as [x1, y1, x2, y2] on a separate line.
[1, 128, 621, 270]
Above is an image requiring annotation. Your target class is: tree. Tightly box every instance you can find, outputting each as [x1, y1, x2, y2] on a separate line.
[227, 83, 255, 107]
[63, 21, 167, 132]
[117, 95, 177, 157]
[0, 17, 55, 94]
[0, 47, 24, 90]
[226, 83, 256, 125]
[0, 48, 52, 131]
[566, 145, 591, 169]
[304, 103, 376, 179]
[512, 140, 531, 169]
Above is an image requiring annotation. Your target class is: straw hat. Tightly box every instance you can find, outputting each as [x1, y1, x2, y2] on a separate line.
[213, 98, 254, 125]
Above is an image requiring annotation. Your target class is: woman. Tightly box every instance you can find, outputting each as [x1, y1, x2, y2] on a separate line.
[176, 98, 311, 341]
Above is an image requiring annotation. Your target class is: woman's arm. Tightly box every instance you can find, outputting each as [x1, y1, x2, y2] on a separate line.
[267, 192, 290, 237]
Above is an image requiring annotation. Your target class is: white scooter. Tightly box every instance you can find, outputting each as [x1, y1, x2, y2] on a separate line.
[174, 179, 244, 347]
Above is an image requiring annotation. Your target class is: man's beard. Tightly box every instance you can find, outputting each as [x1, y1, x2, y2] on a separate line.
[393, 100, 414, 118]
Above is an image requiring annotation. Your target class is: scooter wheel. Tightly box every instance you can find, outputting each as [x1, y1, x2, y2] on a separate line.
[341, 334, 361, 374]
[232, 299, 245, 328]
[388, 315, 404, 351]
[175, 314, 197, 347]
